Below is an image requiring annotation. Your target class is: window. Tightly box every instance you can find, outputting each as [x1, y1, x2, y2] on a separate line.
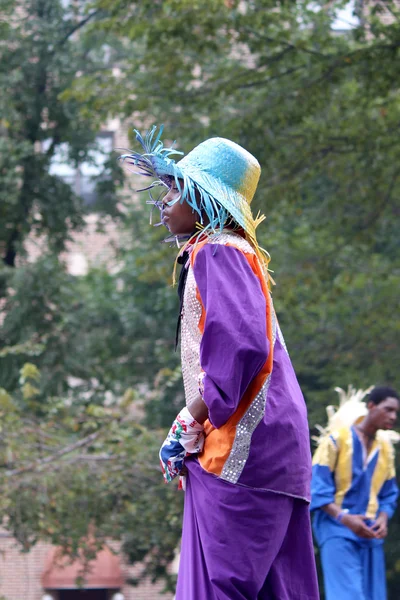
[58, 590, 108, 600]
[43, 132, 114, 207]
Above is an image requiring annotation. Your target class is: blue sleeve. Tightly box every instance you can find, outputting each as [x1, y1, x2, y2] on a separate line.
[310, 435, 338, 512]
[378, 479, 399, 519]
[378, 441, 399, 519]
[310, 464, 336, 511]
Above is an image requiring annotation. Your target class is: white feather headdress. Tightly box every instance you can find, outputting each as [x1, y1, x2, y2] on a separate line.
[313, 385, 400, 445]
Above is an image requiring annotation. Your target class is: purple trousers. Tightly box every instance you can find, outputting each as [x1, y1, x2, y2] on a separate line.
[175, 459, 319, 600]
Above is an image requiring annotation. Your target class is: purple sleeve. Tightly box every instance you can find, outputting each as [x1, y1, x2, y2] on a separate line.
[193, 244, 269, 429]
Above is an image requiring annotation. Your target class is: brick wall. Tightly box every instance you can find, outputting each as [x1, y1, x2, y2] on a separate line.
[363, 0, 400, 24]
[0, 533, 174, 600]
[0, 533, 53, 600]
[1, 117, 175, 600]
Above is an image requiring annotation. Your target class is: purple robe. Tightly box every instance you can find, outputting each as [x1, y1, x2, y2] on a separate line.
[176, 231, 319, 599]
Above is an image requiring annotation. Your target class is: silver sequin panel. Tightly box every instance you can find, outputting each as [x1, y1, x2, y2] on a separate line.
[207, 230, 256, 255]
[269, 294, 288, 354]
[271, 300, 278, 347]
[221, 375, 272, 484]
[277, 323, 289, 355]
[220, 293, 277, 484]
[180, 232, 256, 408]
[181, 265, 203, 408]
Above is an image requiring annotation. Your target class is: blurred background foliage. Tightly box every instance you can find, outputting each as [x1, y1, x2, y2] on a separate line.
[1, 0, 400, 596]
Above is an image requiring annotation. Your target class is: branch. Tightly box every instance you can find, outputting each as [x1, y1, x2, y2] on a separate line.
[64, 453, 118, 462]
[58, 10, 100, 47]
[359, 168, 400, 230]
[45, 132, 62, 158]
[310, 42, 400, 88]
[62, 456, 162, 473]
[389, 6, 400, 19]
[5, 430, 103, 477]
[236, 66, 304, 90]
[243, 27, 328, 59]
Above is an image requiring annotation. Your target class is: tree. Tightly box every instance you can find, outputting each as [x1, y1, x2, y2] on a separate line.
[79, 0, 400, 400]
[71, 0, 400, 594]
[0, 204, 182, 425]
[0, 0, 184, 591]
[0, 362, 183, 590]
[0, 0, 122, 269]
[2, 0, 400, 594]
[0, 202, 185, 592]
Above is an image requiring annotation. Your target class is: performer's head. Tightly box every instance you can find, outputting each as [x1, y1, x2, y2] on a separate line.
[366, 386, 399, 431]
[160, 176, 201, 236]
[119, 126, 271, 281]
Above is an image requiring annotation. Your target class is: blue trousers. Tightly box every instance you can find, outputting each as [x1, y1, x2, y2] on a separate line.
[320, 537, 386, 600]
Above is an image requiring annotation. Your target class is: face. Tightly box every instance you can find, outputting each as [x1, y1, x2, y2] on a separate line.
[368, 397, 399, 430]
[161, 179, 198, 236]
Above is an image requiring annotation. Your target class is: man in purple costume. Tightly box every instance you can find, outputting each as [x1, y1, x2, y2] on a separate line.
[120, 128, 319, 600]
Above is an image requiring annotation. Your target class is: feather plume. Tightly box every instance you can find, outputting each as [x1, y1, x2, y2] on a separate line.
[312, 385, 400, 445]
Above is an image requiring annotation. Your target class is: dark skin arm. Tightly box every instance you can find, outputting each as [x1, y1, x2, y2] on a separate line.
[372, 512, 389, 539]
[321, 503, 378, 539]
[188, 394, 209, 424]
[179, 396, 208, 477]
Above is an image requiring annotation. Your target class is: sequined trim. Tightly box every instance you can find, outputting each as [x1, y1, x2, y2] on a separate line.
[277, 323, 289, 354]
[271, 300, 277, 347]
[207, 230, 256, 255]
[181, 266, 203, 408]
[220, 375, 271, 484]
[198, 370, 206, 398]
[269, 294, 288, 354]
[181, 232, 256, 408]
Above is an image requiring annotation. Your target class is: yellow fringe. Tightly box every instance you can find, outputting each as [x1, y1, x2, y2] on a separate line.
[254, 211, 267, 230]
[171, 219, 275, 290]
[246, 235, 275, 289]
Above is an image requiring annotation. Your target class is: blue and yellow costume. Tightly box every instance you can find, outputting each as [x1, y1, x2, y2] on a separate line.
[311, 425, 398, 600]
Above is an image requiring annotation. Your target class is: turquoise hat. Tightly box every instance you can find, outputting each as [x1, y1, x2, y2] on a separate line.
[119, 126, 267, 261]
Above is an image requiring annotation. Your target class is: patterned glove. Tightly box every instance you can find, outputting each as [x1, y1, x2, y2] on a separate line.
[159, 406, 204, 483]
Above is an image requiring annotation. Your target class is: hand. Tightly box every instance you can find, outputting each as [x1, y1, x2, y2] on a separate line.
[372, 512, 388, 539]
[341, 514, 377, 539]
[179, 464, 188, 476]
[159, 407, 204, 483]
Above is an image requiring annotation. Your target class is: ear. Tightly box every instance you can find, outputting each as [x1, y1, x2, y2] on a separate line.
[367, 400, 375, 410]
